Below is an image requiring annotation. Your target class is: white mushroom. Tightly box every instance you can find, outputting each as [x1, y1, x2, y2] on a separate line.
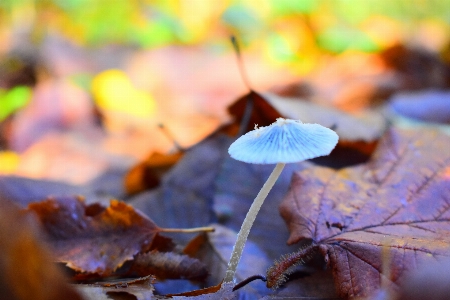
[224, 118, 339, 283]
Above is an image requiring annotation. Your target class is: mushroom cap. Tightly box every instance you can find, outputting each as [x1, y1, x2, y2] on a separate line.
[228, 118, 339, 164]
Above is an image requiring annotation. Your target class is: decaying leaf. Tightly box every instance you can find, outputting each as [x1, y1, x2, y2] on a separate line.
[76, 276, 155, 300]
[279, 128, 450, 298]
[224, 90, 283, 135]
[126, 250, 208, 281]
[129, 134, 231, 243]
[395, 258, 450, 300]
[263, 92, 386, 142]
[170, 282, 236, 299]
[26, 196, 169, 275]
[0, 197, 82, 300]
[263, 92, 386, 166]
[389, 90, 450, 124]
[125, 151, 184, 195]
[0, 175, 84, 207]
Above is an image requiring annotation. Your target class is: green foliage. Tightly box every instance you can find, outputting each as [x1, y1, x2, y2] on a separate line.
[317, 27, 380, 53]
[0, 86, 32, 121]
[1, 0, 449, 73]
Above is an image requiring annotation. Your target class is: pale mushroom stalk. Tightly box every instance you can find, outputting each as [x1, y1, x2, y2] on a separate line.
[224, 118, 339, 283]
[224, 162, 285, 283]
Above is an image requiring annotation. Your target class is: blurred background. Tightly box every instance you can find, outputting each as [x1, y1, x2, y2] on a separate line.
[1, 0, 450, 183]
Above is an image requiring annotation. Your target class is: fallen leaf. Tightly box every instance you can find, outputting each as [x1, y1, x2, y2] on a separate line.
[225, 90, 283, 135]
[26, 197, 170, 276]
[76, 276, 155, 300]
[272, 45, 450, 114]
[380, 44, 450, 91]
[389, 90, 450, 124]
[170, 282, 236, 299]
[168, 282, 223, 298]
[126, 250, 208, 281]
[225, 89, 385, 167]
[0, 175, 86, 207]
[395, 258, 450, 300]
[124, 151, 184, 195]
[129, 134, 230, 245]
[0, 197, 82, 300]
[263, 92, 386, 166]
[279, 128, 450, 298]
[264, 92, 386, 142]
[0, 170, 126, 208]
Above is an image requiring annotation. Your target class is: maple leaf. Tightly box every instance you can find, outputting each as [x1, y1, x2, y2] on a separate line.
[26, 197, 172, 276]
[278, 128, 450, 298]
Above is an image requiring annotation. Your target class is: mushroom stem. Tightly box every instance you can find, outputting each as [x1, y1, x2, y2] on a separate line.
[224, 162, 286, 283]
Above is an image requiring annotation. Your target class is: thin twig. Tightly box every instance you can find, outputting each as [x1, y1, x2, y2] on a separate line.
[232, 274, 267, 291]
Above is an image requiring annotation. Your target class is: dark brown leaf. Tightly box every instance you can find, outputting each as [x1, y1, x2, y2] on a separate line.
[126, 250, 208, 281]
[26, 197, 164, 275]
[279, 128, 450, 298]
[225, 90, 283, 135]
[0, 197, 82, 300]
[167, 282, 236, 299]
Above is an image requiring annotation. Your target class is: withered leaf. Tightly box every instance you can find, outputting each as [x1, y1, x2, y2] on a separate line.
[389, 90, 450, 124]
[125, 151, 184, 195]
[0, 197, 82, 300]
[76, 276, 155, 300]
[279, 128, 450, 298]
[225, 89, 384, 167]
[225, 90, 282, 135]
[126, 250, 208, 281]
[264, 92, 386, 143]
[26, 197, 166, 275]
[169, 282, 235, 299]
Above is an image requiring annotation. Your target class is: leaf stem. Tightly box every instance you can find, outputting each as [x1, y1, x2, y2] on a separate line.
[157, 123, 183, 151]
[224, 162, 286, 283]
[159, 226, 215, 233]
[231, 35, 252, 91]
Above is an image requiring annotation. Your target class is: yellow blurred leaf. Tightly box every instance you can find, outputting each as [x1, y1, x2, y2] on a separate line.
[0, 151, 20, 174]
[92, 69, 156, 118]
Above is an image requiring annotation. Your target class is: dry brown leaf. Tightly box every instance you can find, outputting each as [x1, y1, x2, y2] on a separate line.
[224, 90, 283, 136]
[26, 197, 167, 276]
[126, 250, 208, 281]
[0, 197, 82, 300]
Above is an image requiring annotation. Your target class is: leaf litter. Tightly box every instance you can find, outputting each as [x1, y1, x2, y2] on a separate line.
[1, 43, 450, 299]
[25, 196, 208, 283]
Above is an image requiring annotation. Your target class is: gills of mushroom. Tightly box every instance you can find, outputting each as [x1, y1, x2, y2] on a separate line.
[224, 118, 339, 283]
